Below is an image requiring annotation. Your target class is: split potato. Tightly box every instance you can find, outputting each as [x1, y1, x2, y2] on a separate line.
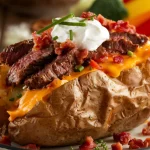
[8, 59, 150, 146]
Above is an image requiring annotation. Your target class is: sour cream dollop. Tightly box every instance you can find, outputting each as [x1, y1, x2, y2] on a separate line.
[51, 17, 110, 51]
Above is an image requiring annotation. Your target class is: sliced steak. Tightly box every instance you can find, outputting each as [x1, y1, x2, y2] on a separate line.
[110, 32, 148, 45]
[0, 40, 34, 66]
[7, 46, 55, 86]
[102, 39, 138, 54]
[25, 48, 77, 89]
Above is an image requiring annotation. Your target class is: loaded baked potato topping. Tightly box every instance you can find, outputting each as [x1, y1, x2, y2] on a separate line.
[0, 11, 150, 147]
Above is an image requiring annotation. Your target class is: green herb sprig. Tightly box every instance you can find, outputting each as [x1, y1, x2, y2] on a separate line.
[127, 50, 133, 57]
[94, 139, 108, 150]
[37, 13, 74, 34]
[69, 30, 73, 40]
[74, 65, 84, 72]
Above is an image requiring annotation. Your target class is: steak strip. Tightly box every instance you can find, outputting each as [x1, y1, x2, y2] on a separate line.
[110, 32, 148, 46]
[25, 48, 77, 89]
[0, 40, 34, 66]
[7, 46, 55, 86]
[100, 32, 149, 55]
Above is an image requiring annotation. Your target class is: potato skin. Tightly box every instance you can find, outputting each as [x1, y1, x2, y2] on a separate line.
[8, 60, 150, 146]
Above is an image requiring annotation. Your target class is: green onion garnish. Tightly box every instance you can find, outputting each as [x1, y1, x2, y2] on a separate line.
[127, 50, 133, 57]
[74, 65, 84, 72]
[9, 97, 15, 101]
[59, 22, 86, 26]
[37, 13, 74, 34]
[69, 30, 73, 40]
[17, 93, 22, 99]
[90, 15, 96, 21]
[52, 36, 58, 40]
[80, 18, 87, 22]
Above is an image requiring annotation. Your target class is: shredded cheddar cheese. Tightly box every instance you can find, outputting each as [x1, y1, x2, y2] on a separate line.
[7, 42, 150, 121]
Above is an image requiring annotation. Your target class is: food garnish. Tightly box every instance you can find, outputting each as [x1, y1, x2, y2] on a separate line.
[52, 36, 58, 41]
[69, 30, 73, 40]
[127, 50, 133, 57]
[9, 98, 15, 101]
[113, 132, 131, 145]
[111, 142, 122, 150]
[37, 13, 74, 34]
[74, 65, 84, 72]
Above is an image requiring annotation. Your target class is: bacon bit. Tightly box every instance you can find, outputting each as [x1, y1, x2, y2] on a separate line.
[21, 144, 40, 150]
[75, 49, 89, 64]
[32, 29, 52, 51]
[96, 14, 136, 34]
[111, 142, 123, 150]
[54, 39, 76, 55]
[113, 56, 124, 64]
[128, 138, 146, 149]
[113, 132, 131, 145]
[94, 55, 108, 63]
[110, 20, 136, 34]
[81, 12, 96, 20]
[147, 121, 150, 126]
[144, 138, 150, 147]
[0, 135, 11, 145]
[79, 136, 96, 150]
[142, 121, 150, 135]
[142, 127, 150, 135]
[90, 59, 102, 70]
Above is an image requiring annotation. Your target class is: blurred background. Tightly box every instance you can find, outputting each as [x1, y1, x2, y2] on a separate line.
[0, 0, 150, 51]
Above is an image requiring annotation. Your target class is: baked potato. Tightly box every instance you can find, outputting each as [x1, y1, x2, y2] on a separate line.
[8, 63, 150, 146]
[0, 12, 150, 148]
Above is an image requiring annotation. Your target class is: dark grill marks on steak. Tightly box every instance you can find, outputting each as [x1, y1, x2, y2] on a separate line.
[0, 40, 33, 66]
[25, 48, 77, 89]
[7, 46, 55, 86]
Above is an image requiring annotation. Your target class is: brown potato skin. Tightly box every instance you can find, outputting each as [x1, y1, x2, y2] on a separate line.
[8, 60, 150, 146]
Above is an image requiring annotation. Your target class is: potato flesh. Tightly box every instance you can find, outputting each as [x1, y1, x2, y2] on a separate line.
[8, 60, 150, 146]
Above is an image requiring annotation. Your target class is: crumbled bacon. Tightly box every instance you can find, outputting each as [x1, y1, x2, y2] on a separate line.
[111, 142, 123, 150]
[97, 14, 136, 34]
[142, 127, 150, 135]
[142, 121, 150, 135]
[113, 132, 131, 145]
[0, 135, 11, 145]
[144, 138, 150, 147]
[32, 29, 52, 51]
[21, 144, 40, 150]
[113, 56, 124, 64]
[75, 49, 89, 64]
[79, 136, 96, 150]
[128, 138, 146, 149]
[54, 39, 76, 55]
[81, 12, 96, 19]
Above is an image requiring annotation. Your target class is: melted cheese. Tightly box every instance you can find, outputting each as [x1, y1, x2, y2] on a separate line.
[8, 42, 150, 121]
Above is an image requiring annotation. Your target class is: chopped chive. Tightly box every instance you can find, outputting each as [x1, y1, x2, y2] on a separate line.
[52, 36, 58, 40]
[59, 22, 86, 26]
[74, 65, 84, 72]
[17, 93, 22, 99]
[9, 97, 15, 101]
[37, 13, 74, 34]
[127, 50, 133, 57]
[90, 15, 96, 21]
[80, 18, 87, 22]
[69, 30, 73, 40]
